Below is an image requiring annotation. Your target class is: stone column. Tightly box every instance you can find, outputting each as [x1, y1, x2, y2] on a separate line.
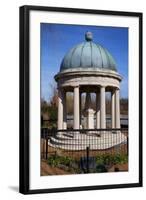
[100, 86, 106, 129]
[111, 90, 115, 128]
[115, 88, 120, 128]
[96, 92, 100, 129]
[73, 86, 80, 130]
[79, 92, 82, 128]
[57, 89, 63, 130]
[63, 91, 67, 129]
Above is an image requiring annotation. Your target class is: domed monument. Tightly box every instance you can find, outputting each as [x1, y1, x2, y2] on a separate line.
[55, 31, 122, 130]
[49, 32, 126, 150]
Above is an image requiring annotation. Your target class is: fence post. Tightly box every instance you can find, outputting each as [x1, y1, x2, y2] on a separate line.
[86, 146, 89, 173]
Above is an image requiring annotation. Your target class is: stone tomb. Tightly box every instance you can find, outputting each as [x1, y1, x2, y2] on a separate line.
[48, 32, 126, 150]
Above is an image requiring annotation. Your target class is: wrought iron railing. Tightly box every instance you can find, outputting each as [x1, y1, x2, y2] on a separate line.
[41, 128, 128, 173]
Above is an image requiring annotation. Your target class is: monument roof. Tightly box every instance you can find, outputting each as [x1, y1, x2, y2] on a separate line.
[60, 31, 117, 72]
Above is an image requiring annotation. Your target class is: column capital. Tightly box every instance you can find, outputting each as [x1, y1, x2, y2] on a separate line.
[111, 87, 119, 94]
[73, 85, 80, 89]
[100, 85, 106, 89]
[115, 87, 120, 91]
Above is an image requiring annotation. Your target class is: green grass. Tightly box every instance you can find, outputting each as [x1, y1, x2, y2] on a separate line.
[47, 155, 74, 167]
[47, 153, 128, 174]
[96, 153, 128, 165]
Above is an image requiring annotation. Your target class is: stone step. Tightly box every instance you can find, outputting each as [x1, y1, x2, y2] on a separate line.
[48, 132, 127, 150]
[50, 136, 126, 146]
[54, 132, 74, 140]
[48, 140, 126, 150]
[54, 132, 125, 141]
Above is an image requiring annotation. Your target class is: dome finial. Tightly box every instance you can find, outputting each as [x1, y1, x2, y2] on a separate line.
[85, 31, 93, 41]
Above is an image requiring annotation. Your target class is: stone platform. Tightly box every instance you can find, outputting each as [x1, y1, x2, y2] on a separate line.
[48, 131, 127, 150]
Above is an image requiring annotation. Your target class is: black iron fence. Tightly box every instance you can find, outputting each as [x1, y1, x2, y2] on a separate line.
[41, 128, 128, 173]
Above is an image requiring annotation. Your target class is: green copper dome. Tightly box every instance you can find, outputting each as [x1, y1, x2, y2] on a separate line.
[60, 32, 117, 72]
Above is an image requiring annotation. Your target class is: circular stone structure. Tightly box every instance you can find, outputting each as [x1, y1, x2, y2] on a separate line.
[49, 32, 126, 150]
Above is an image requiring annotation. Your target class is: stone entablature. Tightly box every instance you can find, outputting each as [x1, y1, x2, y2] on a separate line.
[55, 68, 122, 90]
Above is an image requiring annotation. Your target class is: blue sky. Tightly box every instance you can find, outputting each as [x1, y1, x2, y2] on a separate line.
[41, 23, 128, 101]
